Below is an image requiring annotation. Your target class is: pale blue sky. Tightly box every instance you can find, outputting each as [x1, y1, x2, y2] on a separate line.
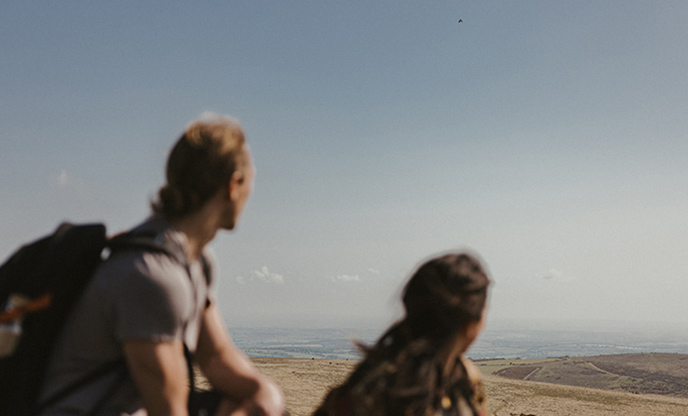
[2, 1, 687, 332]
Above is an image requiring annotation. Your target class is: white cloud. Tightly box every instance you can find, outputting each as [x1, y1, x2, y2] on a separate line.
[330, 274, 361, 282]
[50, 169, 86, 189]
[367, 268, 380, 275]
[252, 266, 284, 284]
[540, 268, 572, 282]
[236, 276, 246, 285]
[51, 169, 71, 188]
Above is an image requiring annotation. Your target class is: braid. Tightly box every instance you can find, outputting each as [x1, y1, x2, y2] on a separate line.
[313, 252, 490, 416]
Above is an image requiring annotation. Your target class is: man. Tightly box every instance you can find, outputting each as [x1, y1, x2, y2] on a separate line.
[39, 115, 285, 416]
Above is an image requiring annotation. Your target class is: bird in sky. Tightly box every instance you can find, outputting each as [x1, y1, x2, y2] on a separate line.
[458, 19, 463, 23]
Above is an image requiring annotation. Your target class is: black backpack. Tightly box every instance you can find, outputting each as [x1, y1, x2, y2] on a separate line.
[0, 222, 192, 416]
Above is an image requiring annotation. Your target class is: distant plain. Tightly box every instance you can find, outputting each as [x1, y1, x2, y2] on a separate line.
[222, 325, 688, 414]
[248, 355, 688, 416]
[229, 324, 688, 360]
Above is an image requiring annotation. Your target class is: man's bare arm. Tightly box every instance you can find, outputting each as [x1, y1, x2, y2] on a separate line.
[123, 340, 189, 416]
[196, 302, 285, 415]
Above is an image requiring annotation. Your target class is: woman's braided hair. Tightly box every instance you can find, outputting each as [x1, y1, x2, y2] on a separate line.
[315, 253, 490, 416]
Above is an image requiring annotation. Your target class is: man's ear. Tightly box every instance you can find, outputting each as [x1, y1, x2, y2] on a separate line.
[228, 170, 245, 202]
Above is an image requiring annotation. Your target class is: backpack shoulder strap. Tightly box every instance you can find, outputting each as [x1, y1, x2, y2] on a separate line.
[107, 232, 187, 267]
[108, 232, 211, 287]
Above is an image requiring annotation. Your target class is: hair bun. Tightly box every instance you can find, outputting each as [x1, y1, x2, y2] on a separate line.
[156, 185, 186, 217]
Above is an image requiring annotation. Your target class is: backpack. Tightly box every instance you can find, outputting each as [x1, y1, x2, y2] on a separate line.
[0, 222, 192, 416]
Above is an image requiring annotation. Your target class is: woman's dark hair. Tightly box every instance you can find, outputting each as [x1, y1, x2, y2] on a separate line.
[151, 115, 249, 219]
[314, 253, 491, 416]
[365, 252, 490, 358]
[401, 252, 490, 339]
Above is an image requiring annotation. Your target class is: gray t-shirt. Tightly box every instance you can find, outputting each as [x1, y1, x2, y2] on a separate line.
[39, 217, 215, 416]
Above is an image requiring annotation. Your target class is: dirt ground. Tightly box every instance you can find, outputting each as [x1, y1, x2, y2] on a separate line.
[252, 358, 688, 416]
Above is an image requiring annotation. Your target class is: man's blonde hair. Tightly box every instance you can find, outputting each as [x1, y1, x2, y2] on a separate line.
[151, 114, 249, 218]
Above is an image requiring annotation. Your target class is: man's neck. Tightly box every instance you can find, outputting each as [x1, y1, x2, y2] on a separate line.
[168, 209, 219, 262]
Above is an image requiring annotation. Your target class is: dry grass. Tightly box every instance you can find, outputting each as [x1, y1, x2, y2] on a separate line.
[250, 358, 688, 416]
[475, 354, 688, 398]
[252, 358, 355, 416]
[484, 375, 688, 416]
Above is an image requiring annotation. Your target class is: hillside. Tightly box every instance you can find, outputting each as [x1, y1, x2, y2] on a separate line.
[478, 353, 688, 398]
[245, 357, 688, 416]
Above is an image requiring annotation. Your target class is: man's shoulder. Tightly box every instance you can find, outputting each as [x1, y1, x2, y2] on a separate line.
[93, 248, 189, 304]
[102, 217, 187, 274]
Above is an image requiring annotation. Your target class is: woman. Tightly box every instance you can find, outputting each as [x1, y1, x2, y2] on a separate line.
[313, 252, 490, 416]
